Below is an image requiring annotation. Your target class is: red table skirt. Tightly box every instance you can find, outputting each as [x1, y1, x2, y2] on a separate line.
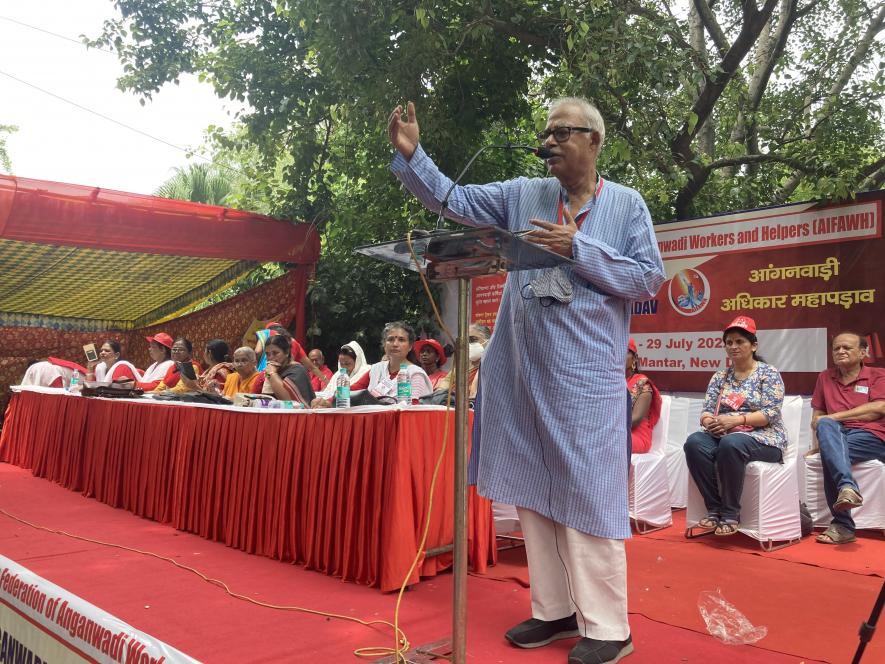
[0, 391, 496, 591]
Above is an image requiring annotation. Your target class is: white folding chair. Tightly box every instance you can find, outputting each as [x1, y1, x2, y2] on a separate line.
[664, 396, 692, 509]
[686, 395, 803, 550]
[805, 456, 885, 534]
[629, 395, 673, 533]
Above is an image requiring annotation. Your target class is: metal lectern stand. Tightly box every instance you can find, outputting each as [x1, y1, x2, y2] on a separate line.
[356, 227, 571, 664]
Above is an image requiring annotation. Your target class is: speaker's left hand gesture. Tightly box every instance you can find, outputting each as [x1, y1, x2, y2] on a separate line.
[525, 207, 577, 258]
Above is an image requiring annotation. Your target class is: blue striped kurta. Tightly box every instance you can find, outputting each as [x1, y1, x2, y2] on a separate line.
[392, 146, 666, 538]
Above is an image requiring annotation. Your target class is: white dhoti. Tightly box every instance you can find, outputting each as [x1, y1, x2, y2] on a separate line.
[517, 507, 629, 641]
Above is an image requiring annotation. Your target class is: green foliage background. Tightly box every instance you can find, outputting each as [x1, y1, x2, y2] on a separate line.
[98, 0, 885, 358]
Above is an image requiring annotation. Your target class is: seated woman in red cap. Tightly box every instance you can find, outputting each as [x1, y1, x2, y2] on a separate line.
[415, 338, 448, 390]
[626, 338, 662, 454]
[133, 333, 176, 390]
[683, 315, 787, 536]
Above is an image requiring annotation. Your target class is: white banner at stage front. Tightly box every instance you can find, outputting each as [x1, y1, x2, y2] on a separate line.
[0, 555, 198, 664]
[631, 327, 828, 373]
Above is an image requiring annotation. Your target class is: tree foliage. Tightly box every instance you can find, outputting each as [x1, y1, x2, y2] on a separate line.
[97, 0, 885, 350]
[153, 161, 233, 205]
[0, 124, 17, 174]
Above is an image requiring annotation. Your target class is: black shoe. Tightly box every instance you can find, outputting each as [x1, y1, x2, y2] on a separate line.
[504, 613, 580, 648]
[568, 635, 633, 664]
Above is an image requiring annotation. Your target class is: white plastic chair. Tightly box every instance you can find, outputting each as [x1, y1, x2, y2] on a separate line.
[804, 456, 885, 534]
[664, 396, 692, 509]
[685, 395, 803, 550]
[629, 395, 673, 533]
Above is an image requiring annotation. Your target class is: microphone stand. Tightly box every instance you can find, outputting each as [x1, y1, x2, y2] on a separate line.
[852, 579, 885, 664]
[434, 144, 550, 231]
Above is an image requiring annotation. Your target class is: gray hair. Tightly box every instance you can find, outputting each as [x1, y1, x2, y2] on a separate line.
[234, 346, 257, 361]
[549, 97, 605, 148]
[469, 323, 491, 342]
[381, 321, 416, 348]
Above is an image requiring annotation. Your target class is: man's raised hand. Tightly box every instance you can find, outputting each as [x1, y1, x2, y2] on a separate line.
[388, 101, 419, 160]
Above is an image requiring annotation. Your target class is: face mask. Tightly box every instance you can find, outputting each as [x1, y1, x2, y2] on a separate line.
[468, 342, 485, 363]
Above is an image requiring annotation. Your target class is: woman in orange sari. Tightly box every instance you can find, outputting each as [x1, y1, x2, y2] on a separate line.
[222, 347, 265, 397]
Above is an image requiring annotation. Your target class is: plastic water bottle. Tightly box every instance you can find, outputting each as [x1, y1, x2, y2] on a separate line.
[68, 370, 81, 393]
[335, 367, 351, 408]
[396, 363, 411, 405]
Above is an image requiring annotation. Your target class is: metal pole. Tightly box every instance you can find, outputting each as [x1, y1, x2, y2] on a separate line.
[452, 277, 470, 664]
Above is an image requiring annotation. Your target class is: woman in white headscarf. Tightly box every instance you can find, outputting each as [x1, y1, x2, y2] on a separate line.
[313, 340, 370, 401]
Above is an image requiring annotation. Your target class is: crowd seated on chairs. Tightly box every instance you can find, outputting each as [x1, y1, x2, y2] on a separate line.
[626, 338, 661, 454]
[684, 315, 788, 537]
[313, 321, 432, 407]
[806, 331, 885, 544]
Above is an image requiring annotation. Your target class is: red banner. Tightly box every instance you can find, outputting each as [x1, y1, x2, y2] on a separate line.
[631, 191, 884, 394]
[468, 191, 885, 394]
[470, 273, 507, 332]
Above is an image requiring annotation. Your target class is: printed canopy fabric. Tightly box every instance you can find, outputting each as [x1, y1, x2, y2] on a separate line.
[0, 238, 256, 330]
[0, 173, 320, 331]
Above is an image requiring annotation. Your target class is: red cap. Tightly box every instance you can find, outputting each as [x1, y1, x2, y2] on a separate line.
[414, 339, 446, 361]
[724, 315, 757, 335]
[265, 321, 283, 329]
[627, 338, 638, 354]
[145, 332, 173, 349]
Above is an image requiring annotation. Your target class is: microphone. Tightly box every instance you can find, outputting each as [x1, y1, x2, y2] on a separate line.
[436, 143, 551, 230]
[504, 144, 555, 160]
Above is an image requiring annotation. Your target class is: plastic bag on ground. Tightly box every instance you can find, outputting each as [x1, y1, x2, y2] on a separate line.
[698, 589, 767, 645]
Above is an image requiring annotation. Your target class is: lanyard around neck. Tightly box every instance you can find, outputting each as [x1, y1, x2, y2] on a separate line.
[557, 177, 604, 230]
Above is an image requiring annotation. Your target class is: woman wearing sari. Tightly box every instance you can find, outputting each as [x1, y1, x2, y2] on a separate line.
[136, 333, 176, 390]
[179, 339, 231, 393]
[349, 321, 432, 400]
[221, 347, 265, 397]
[85, 340, 140, 385]
[255, 322, 331, 391]
[312, 341, 370, 403]
[626, 338, 662, 454]
[152, 338, 202, 393]
[262, 334, 314, 405]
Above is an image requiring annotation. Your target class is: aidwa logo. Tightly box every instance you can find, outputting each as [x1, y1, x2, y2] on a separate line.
[668, 268, 710, 316]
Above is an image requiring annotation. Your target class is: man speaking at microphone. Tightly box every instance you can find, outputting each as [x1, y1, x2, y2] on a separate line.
[388, 97, 665, 664]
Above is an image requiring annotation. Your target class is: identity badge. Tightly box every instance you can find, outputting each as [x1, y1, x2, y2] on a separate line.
[855, 385, 870, 394]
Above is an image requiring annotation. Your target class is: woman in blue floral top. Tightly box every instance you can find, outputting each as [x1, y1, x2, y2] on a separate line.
[684, 315, 787, 535]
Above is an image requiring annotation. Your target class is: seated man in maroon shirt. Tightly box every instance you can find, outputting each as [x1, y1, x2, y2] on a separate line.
[809, 332, 885, 544]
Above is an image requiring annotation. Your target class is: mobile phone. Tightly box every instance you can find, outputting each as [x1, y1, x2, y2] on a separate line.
[83, 344, 99, 363]
[177, 361, 197, 381]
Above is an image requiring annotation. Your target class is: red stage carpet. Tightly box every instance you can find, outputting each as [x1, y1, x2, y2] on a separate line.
[1, 463, 880, 663]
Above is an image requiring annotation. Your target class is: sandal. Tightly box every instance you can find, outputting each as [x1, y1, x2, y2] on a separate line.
[816, 524, 856, 545]
[833, 487, 863, 512]
[714, 522, 740, 536]
[697, 516, 719, 529]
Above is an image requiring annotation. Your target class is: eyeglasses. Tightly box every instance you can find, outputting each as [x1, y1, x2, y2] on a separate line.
[536, 126, 593, 143]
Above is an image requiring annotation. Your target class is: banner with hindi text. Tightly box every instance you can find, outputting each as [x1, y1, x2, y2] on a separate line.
[630, 190, 884, 394]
